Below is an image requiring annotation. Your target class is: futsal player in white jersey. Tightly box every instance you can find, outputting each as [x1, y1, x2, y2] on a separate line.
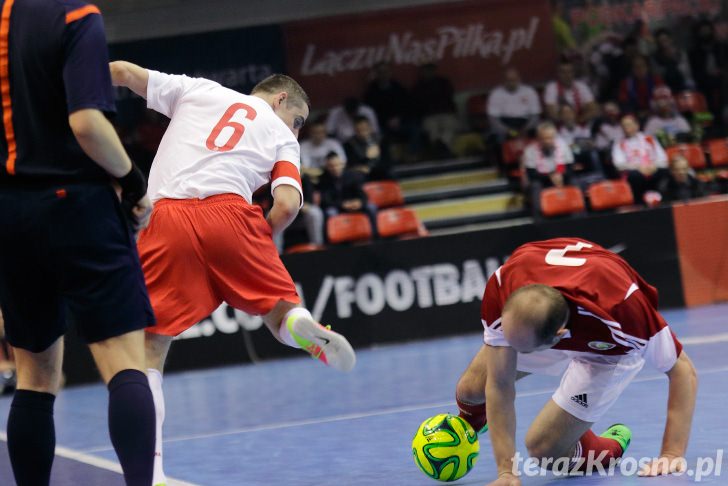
[110, 61, 356, 486]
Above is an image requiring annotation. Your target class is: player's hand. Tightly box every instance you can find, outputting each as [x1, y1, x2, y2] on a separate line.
[638, 454, 687, 477]
[487, 472, 521, 486]
[132, 195, 153, 232]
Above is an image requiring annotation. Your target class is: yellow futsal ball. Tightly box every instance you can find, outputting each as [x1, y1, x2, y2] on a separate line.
[412, 413, 479, 482]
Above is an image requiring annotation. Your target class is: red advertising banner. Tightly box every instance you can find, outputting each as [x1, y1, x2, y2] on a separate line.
[284, 0, 558, 108]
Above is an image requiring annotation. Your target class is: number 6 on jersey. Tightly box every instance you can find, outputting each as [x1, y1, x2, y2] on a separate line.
[206, 103, 257, 152]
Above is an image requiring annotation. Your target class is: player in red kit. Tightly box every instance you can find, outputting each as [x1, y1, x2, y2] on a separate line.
[455, 238, 698, 486]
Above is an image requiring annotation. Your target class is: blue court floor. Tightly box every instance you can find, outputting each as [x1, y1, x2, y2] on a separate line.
[0, 303, 726, 485]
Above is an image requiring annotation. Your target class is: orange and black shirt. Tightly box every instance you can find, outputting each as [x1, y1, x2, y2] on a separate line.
[0, 0, 115, 185]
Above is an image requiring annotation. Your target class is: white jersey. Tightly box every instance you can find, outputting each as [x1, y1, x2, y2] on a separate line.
[145, 70, 302, 205]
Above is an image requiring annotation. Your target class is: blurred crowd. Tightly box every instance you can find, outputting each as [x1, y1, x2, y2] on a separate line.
[117, 16, 728, 249]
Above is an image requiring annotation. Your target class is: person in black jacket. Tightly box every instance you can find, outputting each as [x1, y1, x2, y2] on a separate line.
[318, 152, 378, 238]
[344, 116, 392, 180]
[659, 154, 706, 202]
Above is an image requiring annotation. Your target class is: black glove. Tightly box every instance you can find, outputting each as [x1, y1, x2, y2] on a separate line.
[116, 164, 147, 229]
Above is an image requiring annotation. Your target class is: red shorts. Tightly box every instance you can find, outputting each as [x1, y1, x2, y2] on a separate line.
[137, 194, 300, 336]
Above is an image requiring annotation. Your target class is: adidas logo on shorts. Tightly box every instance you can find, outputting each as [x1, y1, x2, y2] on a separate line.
[571, 393, 589, 408]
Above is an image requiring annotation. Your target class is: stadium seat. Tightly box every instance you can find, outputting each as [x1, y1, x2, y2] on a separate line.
[539, 186, 585, 217]
[376, 208, 428, 238]
[588, 180, 634, 211]
[285, 243, 325, 254]
[363, 180, 405, 209]
[466, 93, 488, 116]
[675, 90, 709, 113]
[501, 138, 529, 165]
[666, 143, 707, 170]
[326, 213, 373, 244]
[706, 138, 728, 167]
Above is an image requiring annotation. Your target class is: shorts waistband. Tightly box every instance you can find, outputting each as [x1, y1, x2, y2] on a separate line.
[154, 194, 250, 208]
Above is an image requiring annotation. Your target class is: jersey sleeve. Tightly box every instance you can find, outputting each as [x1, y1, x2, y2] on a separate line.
[481, 269, 509, 347]
[486, 90, 502, 117]
[146, 70, 204, 118]
[578, 82, 595, 104]
[271, 137, 303, 208]
[611, 288, 683, 372]
[62, 10, 116, 114]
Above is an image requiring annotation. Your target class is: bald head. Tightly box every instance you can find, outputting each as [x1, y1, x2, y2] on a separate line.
[502, 284, 569, 353]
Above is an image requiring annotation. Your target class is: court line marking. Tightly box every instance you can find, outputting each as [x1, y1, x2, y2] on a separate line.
[0, 432, 199, 486]
[81, 362, 728, 453]
[680, 332, 728, 345]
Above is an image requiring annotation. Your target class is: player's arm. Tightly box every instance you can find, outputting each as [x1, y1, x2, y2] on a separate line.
[639, 350, 698, 477]
[484, 344, 521, 486]
[109, 61, 149, 99]
[267, 184, 301, 237]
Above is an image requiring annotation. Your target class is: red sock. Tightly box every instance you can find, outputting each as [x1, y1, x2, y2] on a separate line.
[571, 429, 624, 471]
[456, 397, 486, 432]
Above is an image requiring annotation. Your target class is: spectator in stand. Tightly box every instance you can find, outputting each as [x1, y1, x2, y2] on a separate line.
[411, 62, 460, 155]
[363, 62, 412, 140]
[689, 20, 728, 121]
[487, 67, 542, 140]
[659, 153, 706, 202]
[521, 122, 574, 216]
[644, 86, 691, 145]
[544, 59, 599, 124]
[274, 174, 325, 252]
[300, 120, 347, 171]
[618, 55, 664, 118]
[318, 152, 378, 239]
[344, 116, 391, 180]
[593, 101, 623, 150]
[559, 104, 603, 184]
[612, 115, 669, 203]
[325, 97, 380, 142]
[652, 28, 695, 93]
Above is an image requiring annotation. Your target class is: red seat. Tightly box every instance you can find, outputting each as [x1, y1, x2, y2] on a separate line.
[285, 243, 325, 254]
[588, 180, 634, 210]
[326, 213, 372, 244]
[675, 90, 709, 113]
[666, 143, 707, 170]
[362, 180, 405, 209]
[502, 138, 529, 165]
[376, 208, 427, 238]
[706, 138, 728, 167]
[540, 186, 585, 217]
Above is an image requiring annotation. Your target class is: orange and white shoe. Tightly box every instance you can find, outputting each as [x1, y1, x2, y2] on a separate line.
[285, 313, 356, 372]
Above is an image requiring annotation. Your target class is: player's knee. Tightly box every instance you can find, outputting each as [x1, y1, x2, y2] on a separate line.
[455, 372, 484, 404]
[525, 431, 556, 461]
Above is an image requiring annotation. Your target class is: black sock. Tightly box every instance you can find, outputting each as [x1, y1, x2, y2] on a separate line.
[107, 369, 156, 486]
[7, 389, 56, 486]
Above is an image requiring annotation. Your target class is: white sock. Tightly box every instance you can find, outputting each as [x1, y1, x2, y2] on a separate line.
[148, 368, 166, 486]
[278, 307, 314, 348]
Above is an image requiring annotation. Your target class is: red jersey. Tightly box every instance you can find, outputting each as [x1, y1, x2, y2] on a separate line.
[481, 238, 682, 372]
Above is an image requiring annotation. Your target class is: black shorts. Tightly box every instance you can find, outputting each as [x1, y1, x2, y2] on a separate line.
[0, 183, 155, 352]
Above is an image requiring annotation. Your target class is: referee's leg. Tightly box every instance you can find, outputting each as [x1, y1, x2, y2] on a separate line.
[7, 338, 63, 486]
[88, 329, 156, 486]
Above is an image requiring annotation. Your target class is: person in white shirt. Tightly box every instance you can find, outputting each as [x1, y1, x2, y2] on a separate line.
[593, 102, 624, 151]
[487, 68, 541, 139]
[612, 115, 669, 203]
[522, 122, 575, 216]
[300, 120, 347, 171]
[644, 87, 691, 143]
[110, 61, 356, 486]
[544, 60, 599, 124]
[325, 97, 380, 142]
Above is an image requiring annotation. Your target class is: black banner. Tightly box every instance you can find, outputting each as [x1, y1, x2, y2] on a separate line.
[63, 207, 683, 384]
